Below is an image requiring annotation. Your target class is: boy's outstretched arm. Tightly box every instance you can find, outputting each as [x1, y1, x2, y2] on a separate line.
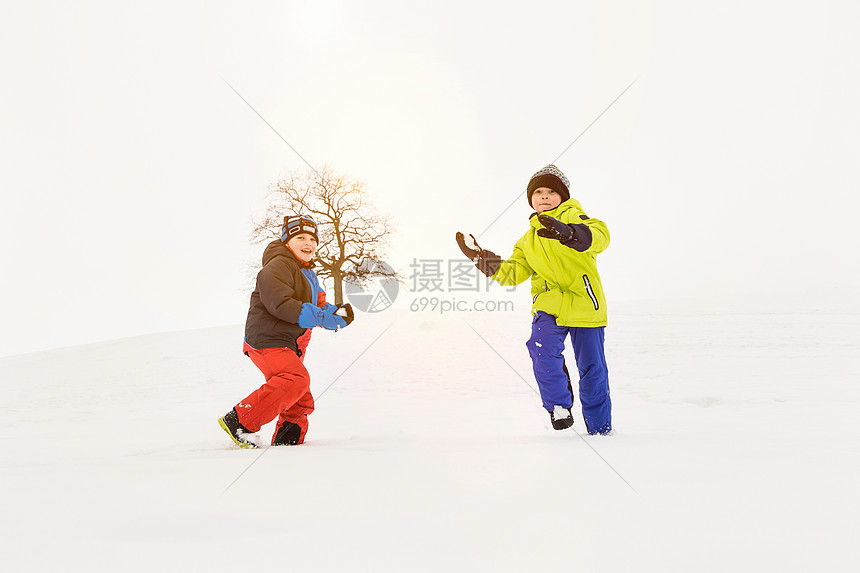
[456, 232, 500, 276]
[536, 214, 610, 254]
[492, 241, 534, 285]
[456, 232, 532, 286]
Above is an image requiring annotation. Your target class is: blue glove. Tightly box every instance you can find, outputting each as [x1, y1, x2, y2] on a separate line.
[297, 303, 323, 328]
[297, 303, 347, 330]
[322, 302, 354, 328]
[320, 305, 348, 330]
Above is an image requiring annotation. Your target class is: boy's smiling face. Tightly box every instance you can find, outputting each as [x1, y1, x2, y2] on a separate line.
[287, 233, 318, 263]
[532, 187, 563, 213]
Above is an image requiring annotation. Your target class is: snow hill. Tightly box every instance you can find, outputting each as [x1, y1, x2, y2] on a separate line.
[1, 301, 858, 572]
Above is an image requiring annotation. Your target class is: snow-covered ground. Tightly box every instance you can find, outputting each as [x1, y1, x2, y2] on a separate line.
[2, 298, 859, 572]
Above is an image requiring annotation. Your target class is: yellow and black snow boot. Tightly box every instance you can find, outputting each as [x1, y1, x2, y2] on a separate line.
[218, 408, 260, 449]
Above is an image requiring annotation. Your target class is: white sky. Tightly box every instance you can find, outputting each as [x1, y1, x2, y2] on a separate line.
[2, 0, 859, 357]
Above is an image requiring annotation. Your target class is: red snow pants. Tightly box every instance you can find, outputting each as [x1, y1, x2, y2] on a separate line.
[236, 340, 314, 445]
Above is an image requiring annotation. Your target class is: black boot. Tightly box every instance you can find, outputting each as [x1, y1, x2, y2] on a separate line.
[218, 408, 260, 448]
[550, 405, 574, 430]
[272, 421, 302, 446]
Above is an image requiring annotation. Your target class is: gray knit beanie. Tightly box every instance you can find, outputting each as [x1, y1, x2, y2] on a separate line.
[526, 164, 571, 208]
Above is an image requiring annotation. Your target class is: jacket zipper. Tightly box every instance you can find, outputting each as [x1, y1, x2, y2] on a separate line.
[533, 280, 550, 303]
[583, 275, 599, 311]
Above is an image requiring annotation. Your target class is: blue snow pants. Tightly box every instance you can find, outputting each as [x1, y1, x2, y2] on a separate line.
[526, 311, 612, 434]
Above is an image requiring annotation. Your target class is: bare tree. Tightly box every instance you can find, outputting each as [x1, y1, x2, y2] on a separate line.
[251, 166, 398, 304]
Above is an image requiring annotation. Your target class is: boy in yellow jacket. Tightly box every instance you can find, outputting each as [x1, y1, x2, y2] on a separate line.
[457, 165, 612, 434]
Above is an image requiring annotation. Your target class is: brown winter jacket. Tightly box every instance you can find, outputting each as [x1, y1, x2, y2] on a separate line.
[243, 240, 327, 355]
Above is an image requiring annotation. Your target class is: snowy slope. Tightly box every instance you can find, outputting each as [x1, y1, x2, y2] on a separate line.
[1, 301, 859, 572]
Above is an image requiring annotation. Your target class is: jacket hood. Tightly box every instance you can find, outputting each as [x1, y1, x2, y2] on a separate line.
[529, 198, 582, 228]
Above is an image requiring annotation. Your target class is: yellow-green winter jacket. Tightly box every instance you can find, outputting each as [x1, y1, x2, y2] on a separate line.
[491, 199, 610, 327]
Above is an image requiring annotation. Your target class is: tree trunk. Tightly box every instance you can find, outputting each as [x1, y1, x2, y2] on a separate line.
[333, 271, 343, 305]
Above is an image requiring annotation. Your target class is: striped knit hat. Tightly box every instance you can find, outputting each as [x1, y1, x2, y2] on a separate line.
[526, 164, 570, 208]
[280, 215, 319, 243]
